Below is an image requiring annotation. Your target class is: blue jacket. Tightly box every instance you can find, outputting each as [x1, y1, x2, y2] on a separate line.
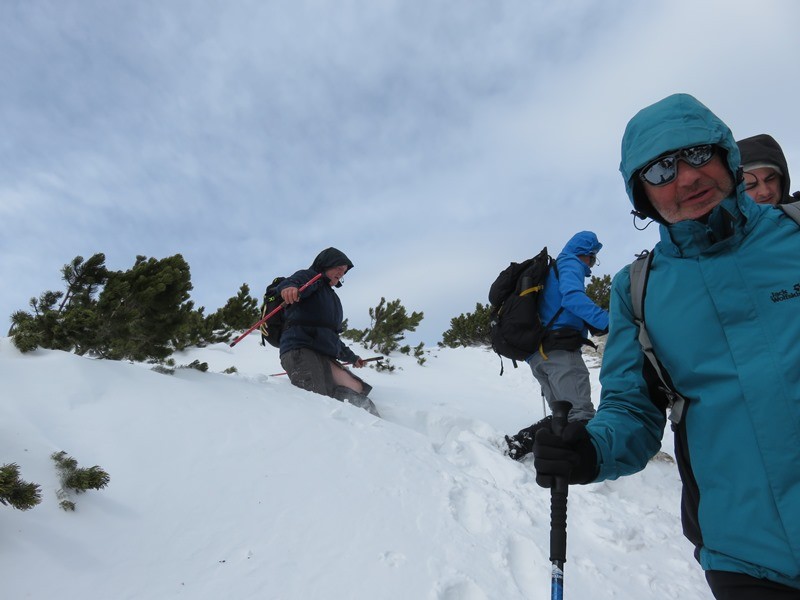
[539, 231, 609, 338]
[276, 248, 359, 363]
[591, 94, 800, 588]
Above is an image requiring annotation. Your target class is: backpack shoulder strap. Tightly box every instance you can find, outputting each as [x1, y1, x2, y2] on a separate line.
[628, 250, 651, 324]
[779, 199, 800, 226]
[629, 249, 687, 424]
[629, 204, 800, 423]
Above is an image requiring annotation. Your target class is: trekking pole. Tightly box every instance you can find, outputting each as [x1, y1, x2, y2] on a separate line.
[549, 400, 572, 600]
[229, 272, 323, 348]
[269, 356, 384, 376]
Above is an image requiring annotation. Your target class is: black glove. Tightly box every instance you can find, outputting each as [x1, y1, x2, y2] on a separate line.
[532, 421, 599, 488]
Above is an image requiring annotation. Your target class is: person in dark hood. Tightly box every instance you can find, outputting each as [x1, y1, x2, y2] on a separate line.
[737, 134, 797, 205]
[276, 247, 378, 417]
[504, 231, 609, 461]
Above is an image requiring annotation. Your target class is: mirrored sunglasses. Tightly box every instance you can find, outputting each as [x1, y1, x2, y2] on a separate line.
[638, 144, 716, 187]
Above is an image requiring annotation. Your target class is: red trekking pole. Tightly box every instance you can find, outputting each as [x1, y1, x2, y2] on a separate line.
[229, 272, 323, 347]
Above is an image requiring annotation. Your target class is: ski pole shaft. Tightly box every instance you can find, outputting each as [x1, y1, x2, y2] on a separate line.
[269, 356, 384, 377]
[549, 400, 572, 600]
[229, 272, 323, 348]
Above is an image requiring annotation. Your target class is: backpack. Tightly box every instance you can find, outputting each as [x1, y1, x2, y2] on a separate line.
[488, 246, 562, 370]
[259, 277, 287, 347]
[629, 200, 800, 424]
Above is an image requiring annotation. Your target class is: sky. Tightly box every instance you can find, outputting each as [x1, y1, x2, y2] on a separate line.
[0, 335, 715, 599]
[2, 0, 799, 344]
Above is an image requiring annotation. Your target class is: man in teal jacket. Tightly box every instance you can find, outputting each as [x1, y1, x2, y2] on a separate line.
[532, 94, 800, 598]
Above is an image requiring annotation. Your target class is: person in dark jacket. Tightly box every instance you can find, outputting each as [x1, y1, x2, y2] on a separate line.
[532, 94, 800, 598]
[737, 133, 797, 205]
[276, 247, 379, 417]
[505, 231, 609, 460]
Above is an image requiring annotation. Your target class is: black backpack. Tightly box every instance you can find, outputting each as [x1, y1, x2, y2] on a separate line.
[488, 246, 561, 369]
[259, 277, 287, 347]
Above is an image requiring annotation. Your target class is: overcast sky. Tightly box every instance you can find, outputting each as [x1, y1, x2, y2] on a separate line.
[2, 0, 798, 345]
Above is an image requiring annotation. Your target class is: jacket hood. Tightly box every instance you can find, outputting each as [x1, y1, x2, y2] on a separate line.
[559, 230, 602, 258]
[620, 93, 742, 223]
[737, 134, 792, 203]
[311, 247, 354, 287]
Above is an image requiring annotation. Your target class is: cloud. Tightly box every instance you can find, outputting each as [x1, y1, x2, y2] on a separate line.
[1, 0, 798, 341]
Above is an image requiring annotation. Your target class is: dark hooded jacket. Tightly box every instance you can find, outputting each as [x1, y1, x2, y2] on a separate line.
[737, 134, 794, 204]
[276, 247, 359, 362]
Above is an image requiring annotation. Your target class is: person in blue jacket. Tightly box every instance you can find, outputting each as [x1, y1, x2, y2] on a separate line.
[505, 231, 609, 460]
[532, 94, 800, 598]
[277, 247, 379, 417]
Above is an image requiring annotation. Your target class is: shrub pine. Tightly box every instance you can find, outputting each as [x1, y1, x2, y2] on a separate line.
[440, 303, 492, 348]
[0, 464, 42, 511]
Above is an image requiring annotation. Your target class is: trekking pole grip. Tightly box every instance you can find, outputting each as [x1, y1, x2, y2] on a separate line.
[549, 400, 572, 599]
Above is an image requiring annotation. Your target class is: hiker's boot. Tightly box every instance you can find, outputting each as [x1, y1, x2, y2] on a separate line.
[504, 431, 535, 461]
[518, 415, 554, 441]
[333, 386, 381, 417]
[505, 415, 554, 461]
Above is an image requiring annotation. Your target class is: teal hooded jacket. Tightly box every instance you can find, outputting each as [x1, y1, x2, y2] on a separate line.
[588, 94, 800, 588]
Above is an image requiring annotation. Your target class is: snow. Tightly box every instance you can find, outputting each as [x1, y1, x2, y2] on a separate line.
[0, 335, 713, 599]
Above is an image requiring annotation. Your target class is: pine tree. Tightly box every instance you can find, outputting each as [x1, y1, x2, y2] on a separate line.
[400, 342, 427, 366]
[92, 254, 196, 361]
[175, 284, 260, 349]
[10, 254, 108, 354]
[586, 274, 611, 310]
[211, 284, 260, 331]
[10, 254, 270, 360]
[173, 306, 228, 350]
[342, 297, 423, 356]
[440, 303, 492, 348]
[0, 464, 41, 510]
[9, 310, 43, 353]
[57, 254, 108, 313]
[52, 451, 110, 511]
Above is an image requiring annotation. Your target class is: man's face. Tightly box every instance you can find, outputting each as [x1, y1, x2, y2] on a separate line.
[578, 254, 597, 268]
[642, 152, 734, 223]
[744, 167, 782, 206]
[325, 264, 348, 286]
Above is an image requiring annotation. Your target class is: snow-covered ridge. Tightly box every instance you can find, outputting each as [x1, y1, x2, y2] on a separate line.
[0, 336, 711, 599]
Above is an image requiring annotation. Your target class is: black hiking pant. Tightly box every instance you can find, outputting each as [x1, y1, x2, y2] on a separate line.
[705, 571, 800, 599]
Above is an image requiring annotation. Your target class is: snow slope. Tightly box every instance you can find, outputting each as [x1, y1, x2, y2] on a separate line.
[0, 335, 712, 599]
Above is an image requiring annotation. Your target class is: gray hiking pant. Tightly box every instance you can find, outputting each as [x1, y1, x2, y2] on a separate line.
[527, 349, 595, 422]
[280, 348, 379, 417]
